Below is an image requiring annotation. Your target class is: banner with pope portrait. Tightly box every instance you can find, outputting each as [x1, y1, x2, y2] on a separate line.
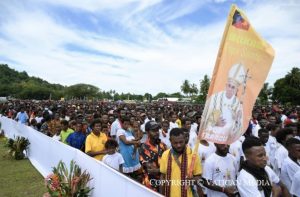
[198, 5, 275, 144]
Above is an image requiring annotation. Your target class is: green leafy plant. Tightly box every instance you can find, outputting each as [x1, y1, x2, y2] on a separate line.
[44, 160, 93, 197]
[6, 136, 30, 160]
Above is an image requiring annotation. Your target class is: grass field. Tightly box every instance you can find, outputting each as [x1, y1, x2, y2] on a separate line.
[0, 137, 46, 197]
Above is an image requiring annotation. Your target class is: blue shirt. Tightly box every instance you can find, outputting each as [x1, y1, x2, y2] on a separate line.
[16, 112, 28, 124]
[118, 129, 140, 173]
[66, 131, 86, 150]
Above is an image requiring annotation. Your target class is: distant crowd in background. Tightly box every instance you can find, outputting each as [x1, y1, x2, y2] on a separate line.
[0, 100, 299, 197]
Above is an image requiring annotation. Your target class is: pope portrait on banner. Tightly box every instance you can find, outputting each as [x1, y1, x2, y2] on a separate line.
[202, 63, 247, 143]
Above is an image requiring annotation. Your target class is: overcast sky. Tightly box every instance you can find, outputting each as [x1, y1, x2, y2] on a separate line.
[0, 0, 299, 95]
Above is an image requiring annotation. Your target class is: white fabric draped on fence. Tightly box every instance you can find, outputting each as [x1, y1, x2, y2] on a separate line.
[0, 116, 162, 197]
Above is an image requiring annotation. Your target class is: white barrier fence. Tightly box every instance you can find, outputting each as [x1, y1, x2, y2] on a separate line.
[0, 116, 162, 197]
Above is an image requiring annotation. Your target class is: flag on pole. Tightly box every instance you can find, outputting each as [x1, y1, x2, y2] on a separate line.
[198, 4, 275, 144]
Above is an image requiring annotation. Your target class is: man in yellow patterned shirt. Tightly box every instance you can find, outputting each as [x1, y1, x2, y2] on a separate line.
[160, 128, 202, 197]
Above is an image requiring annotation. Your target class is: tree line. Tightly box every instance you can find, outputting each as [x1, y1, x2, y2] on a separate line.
[0, 64, 299, 105]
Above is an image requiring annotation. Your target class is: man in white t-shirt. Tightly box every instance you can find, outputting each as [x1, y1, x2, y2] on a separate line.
[203, 143, 238, 197]
[237, 136, 290, 197]
[280, 138, 300, 190]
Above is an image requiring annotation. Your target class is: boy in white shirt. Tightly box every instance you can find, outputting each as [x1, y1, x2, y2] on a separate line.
[102, 139, 124, 172]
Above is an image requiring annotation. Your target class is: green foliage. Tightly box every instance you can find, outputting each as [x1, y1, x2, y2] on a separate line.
[5, 136, 30, 160]
[195, 75, 210, 104]
[113, 92, 144, 101]
[272, 67, 300, 105]
[0, 64, 64, 99]
[190, 83, 198, 96]
[45, 160, 93, 197]
[181, 79, 191, 96]
[65, 84, 99, 100]
[153, 92, 168, 100]
[180, 80, 199, 98]
[143, 93, 153, 102]
[169, 92, 183, 98]
[257, 83, 273, 105]
[2, 63, 299, 104]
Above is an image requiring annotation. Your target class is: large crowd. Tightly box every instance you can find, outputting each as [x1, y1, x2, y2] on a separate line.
[0, 100, 299, 197]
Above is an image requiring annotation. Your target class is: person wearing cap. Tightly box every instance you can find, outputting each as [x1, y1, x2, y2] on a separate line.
[202, 63, 246, 143]
[139, 120, 167, 191]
